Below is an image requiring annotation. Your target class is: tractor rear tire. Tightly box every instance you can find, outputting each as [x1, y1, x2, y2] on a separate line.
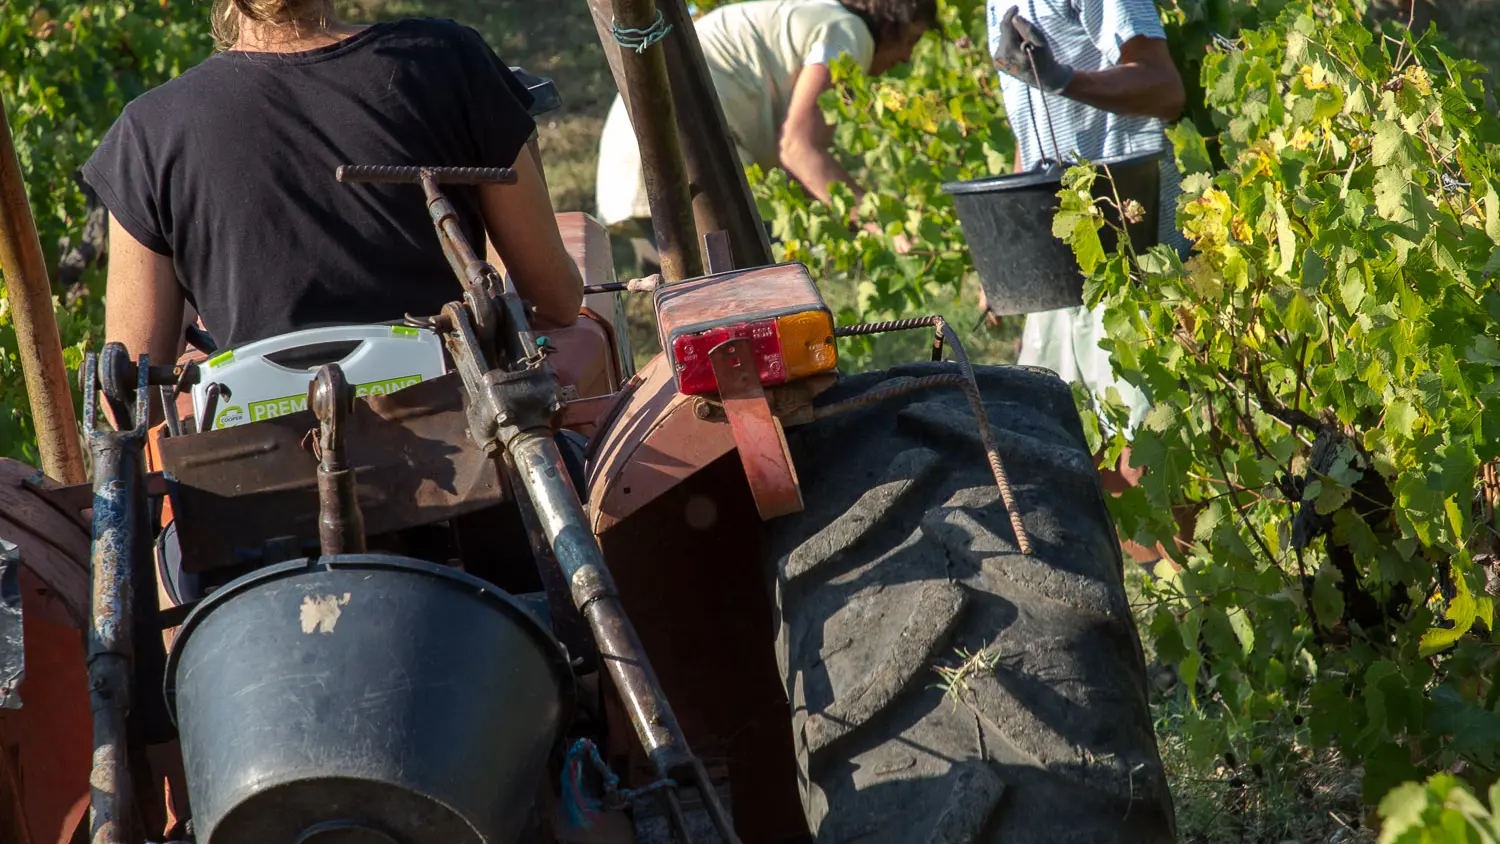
[766, 362, 1175, 843]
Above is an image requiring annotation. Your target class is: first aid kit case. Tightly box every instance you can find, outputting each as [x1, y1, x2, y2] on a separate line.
[190, 324, 447, 430]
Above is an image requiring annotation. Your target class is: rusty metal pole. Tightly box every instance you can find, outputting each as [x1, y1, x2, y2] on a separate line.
[0, 90, 85, 484]
[587, 0, 772, 271]
[596, 0, 703, 282]
[506, 429, 741, 843]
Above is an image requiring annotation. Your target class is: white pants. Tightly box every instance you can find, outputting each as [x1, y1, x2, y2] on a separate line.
[1018, 303, 1150, 437]
[596, 94, 754, 228]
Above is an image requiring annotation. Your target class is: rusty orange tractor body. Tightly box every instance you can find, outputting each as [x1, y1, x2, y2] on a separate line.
[0, 201, 838, 844]
[0, 4, 1176, 843]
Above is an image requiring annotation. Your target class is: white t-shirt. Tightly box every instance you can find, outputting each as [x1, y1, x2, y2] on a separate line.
[596, 0, 875, 226]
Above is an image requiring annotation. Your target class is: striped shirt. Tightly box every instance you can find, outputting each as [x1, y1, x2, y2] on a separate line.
[987, 0, 1186, 249]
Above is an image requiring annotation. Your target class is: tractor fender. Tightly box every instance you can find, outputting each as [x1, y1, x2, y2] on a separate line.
[584, 354, 737, 535]
[583, 354, 835, 535]
[0, 459, 92, 844]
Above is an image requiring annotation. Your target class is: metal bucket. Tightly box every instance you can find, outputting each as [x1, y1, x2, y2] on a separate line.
[165, 555, 573, 844]
[940, 150, 1163, 316]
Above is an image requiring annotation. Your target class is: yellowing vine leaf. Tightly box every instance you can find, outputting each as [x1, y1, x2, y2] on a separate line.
[1182, 187, 1234, 247]
[1420, 562, 1478, 656]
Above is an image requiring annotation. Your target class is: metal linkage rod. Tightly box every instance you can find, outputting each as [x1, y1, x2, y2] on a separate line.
[310, 365, 366, 556]
[506, 430, 740, 844]
[83, 349, 154, 844]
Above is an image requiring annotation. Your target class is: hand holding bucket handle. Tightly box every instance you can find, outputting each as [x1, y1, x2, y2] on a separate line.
[991, 7, 1072, 169]
[992, 7, 1075, 93]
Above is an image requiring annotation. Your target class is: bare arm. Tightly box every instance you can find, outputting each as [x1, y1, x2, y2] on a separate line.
[778, 63, 862, 206]
[1060, 35, 1184, 122]
[104, 213, 185, 366]
[779, 64, 913, 251]
[478, 149, 583, 328]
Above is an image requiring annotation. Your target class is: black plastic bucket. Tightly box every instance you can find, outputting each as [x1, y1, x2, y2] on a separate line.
[165, 555, 574, 844]
[940, 150, 1163, 316]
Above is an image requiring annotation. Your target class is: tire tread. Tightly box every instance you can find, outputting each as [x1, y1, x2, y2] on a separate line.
[768, 364, 1174, 844]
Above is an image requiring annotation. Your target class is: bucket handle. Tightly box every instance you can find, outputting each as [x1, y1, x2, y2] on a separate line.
[1023, 41, 1068, 170]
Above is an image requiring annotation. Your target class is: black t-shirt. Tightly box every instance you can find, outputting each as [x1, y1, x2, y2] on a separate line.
[82, 18, 536, 351]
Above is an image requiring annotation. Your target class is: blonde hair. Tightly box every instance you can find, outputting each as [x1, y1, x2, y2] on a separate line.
[212, 0, 337, 49]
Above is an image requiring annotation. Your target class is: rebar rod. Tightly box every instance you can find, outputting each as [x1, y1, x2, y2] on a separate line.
[833, 318, 1034, 554]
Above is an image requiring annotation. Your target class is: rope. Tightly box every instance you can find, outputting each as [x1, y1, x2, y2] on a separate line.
[611, 10, 673, 54]
[560, 738, 677, 829]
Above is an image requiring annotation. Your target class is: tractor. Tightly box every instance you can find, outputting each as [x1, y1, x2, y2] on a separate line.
[0, 1, 1175, 842]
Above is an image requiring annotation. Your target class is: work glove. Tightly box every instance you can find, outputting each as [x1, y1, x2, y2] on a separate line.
[991, 6, 1075, 94]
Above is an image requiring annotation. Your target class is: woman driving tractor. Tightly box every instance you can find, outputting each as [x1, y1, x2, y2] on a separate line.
[83, 0, 585, 365]
[80, 1, 589, 836]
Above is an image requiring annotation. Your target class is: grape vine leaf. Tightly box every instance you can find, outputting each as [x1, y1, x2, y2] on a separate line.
[1386, 400, 1418, 437]
[1371, 120, 1409, 167]
[1285, 291, 1320, 338]
[1419, 564, 1478, 656]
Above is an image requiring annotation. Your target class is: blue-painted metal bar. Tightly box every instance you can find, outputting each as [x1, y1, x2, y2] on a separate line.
[84, 346, 153, 844]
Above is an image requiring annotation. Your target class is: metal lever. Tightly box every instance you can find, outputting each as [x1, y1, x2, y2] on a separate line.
[435, 303, 740, 843]
[310, 364, 366, 556]
[506, 430, 740, 844]
[382, 161, 739, 844]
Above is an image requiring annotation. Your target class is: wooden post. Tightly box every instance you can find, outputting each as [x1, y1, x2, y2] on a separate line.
[588, 0, 773, 274]
[0, 90, 85, 484]
[654, 0, 773, 270]
[595, 0, 702, 282]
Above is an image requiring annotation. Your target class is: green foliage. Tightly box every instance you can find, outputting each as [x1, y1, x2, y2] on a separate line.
[1058, 0, 1500, 805]
[745, 0, 1013, 366]
[0, 1, 212, 462]
[1379, 774, 1500, 843]
[1157, 0, 1286, 169]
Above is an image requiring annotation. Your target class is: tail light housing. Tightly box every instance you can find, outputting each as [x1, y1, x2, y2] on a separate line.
[655, 263, 838, 396]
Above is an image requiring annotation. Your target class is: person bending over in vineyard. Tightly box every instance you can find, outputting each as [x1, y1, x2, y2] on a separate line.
[595, 0, 935, 273]
[987, 0, 1188, 559]
[84, 0, 585, 372]
[80, 0, 584, 835]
